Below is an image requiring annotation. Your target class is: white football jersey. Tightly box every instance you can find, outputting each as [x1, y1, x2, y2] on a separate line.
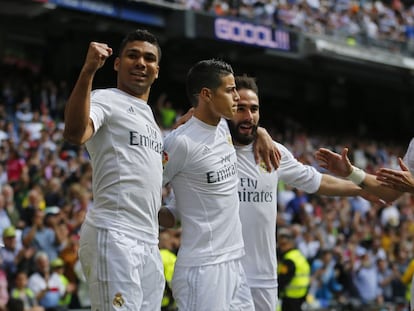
[163, 117, 244, 267]
[236, 142, 321, 288]
[85, 88, 163, 245]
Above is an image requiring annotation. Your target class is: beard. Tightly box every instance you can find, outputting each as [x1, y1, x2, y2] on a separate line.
[227, 120, 258, 145]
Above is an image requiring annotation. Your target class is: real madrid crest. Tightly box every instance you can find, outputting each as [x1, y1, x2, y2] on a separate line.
[227, 135, 233, 145]
[113, 292, 125, 307]
[259, 161, 267, 172]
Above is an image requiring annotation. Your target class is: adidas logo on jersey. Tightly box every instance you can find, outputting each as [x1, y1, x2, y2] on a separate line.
[127, 106, 136, 114]
[202, 145, 211, 155]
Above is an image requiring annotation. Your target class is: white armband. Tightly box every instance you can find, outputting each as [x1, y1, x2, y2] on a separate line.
[346, 166, 366, 185]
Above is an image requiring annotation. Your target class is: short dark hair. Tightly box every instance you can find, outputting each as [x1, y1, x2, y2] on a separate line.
[118, 29, 162, 62]
[235, 74, 259, 95]
[186, 59, 234, 107]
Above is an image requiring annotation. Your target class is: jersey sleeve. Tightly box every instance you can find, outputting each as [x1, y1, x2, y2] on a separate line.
[89, 90, 112, 134]
[277, 143, 322, 193]
[162, 132, 188, 186]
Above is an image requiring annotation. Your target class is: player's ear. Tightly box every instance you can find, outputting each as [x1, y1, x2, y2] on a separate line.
[114, 57, 120, 72]
[200, 88, 212, 103]
[154, 65, 160, 79]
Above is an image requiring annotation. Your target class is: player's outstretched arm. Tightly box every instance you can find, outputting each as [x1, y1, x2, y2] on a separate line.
[315, 147, 402, 203]
[377, 158, 414, 194]
[315, 147, 353, 177]
[64, 42, 113, 145]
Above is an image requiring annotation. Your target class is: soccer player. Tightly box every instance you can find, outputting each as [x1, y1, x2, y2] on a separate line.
[162, 59, 256, 310]
[63, 29, 165, 310]
[231, 75, 377, 311]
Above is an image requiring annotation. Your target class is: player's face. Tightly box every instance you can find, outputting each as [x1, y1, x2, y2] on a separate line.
[114, 40, 159, 100]
[228, 88, 259, 145]
[209, 74, 239, 120]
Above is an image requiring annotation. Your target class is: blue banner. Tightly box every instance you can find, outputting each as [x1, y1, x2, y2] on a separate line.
[47, 0, 165, 27]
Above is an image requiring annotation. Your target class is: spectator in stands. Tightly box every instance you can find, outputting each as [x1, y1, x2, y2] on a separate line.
[24, 111, 43, 143]
[351, 246, 382, 306]
[277, 227, 311, 311]
[0, 194, 12, 240]
[0, 165, 7, 189]
[308, 249, 343, 308]
[156, 93, 177, 131]
[43, 178, 64, 209]
[10, 271, 44, 311]
[15, 96, 33, 124]
[318, 210, 339, 250]
[370, 235, 387, 262]
[1, 226, 22, 287]
[297, 230, 322, 264]
[285, 188, 309, 225]
[58, 231, 79, 298]
[28, 251, 65, 311]
[49, 258, 74, 309]
[392, 246, 410, 302]
[6, 148, 27, 190]
[2, 184, 22, 230]
[20, 188, 46, 227]
[377, 257, 396, 303]
[22, 209, 60, 261]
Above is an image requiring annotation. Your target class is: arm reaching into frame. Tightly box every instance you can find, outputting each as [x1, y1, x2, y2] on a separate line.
[315, 147, 402, 203]
[376, 158, 414, 194]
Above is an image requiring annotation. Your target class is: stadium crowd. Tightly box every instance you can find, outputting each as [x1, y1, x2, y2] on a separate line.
[170, 0, 414, 54]
[0, 59, 413, 311]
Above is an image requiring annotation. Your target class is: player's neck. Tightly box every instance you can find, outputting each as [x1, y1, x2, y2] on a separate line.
[193, 109, 220, 126]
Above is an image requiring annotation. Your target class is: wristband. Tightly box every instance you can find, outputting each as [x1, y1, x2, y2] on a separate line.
[346, 166, 366, 185]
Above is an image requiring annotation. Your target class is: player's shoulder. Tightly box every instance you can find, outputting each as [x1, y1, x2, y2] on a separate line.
[164, 124, 191, 150]
[274, 141, 290, 156]
[92, 88, 116, 98]
[91, 88, 120, 106]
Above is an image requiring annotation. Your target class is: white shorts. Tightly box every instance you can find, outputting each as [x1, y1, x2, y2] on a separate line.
[172, 259, 255, 311]
[250, 287, 278, 311]
[79, 222, 165, 311]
